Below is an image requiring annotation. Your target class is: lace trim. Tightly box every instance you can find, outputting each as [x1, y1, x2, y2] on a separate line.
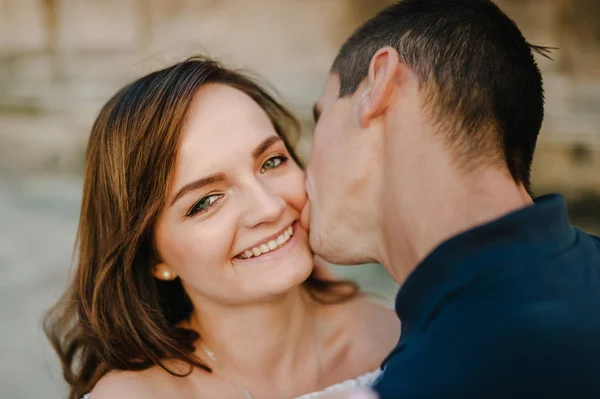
[294, 369, 382, 399]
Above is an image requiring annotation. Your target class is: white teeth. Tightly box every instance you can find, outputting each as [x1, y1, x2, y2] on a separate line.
[238, 224, 295, 260]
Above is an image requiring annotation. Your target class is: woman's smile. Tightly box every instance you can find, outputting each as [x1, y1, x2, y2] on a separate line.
[233, 222, 298, 263]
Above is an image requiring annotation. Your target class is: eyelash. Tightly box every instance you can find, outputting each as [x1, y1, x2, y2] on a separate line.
[186, 155, 288, 217]
[260, 155, 288, 173]
[186, 193, 223, 217]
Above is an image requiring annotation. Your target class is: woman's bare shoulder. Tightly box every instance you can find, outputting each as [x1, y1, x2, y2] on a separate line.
[339, 297, 401, 364]
[89, 363, 200, 399]
[314, 295, 399, 384]
[359, 297, 400, 340]
[319, 295, 399, 336]
[90, 369, 159, 399]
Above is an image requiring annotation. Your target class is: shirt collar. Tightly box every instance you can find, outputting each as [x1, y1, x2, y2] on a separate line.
[395, 194, 576, 339]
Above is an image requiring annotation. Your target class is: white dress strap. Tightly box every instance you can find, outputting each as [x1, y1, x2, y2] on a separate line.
[294, 369, 382, 399]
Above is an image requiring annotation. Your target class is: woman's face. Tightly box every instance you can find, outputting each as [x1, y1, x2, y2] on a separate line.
[153, 84, 313, 306]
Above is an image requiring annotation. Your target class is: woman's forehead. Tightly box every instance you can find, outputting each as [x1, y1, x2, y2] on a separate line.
[184, 83, 275, 145]
[173, 84, 278, 182]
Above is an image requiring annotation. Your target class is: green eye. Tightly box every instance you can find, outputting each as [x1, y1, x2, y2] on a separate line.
[261, 156, 288, 173]
[187, 194, 223, 217]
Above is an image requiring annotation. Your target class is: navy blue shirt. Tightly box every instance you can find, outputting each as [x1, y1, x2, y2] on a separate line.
[374, 194, 600, 398]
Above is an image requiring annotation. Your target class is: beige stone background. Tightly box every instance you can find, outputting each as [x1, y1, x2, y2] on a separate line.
[0, 1, 598, 398]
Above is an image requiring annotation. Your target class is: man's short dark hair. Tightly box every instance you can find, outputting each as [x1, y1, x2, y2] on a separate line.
[332, 0, 551, 193]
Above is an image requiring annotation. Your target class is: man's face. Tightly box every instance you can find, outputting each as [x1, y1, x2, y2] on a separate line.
[304, 74, 382, 265]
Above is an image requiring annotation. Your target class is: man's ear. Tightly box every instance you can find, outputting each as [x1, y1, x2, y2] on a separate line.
[152, 261, 178, 281]
[358, 47, 401, 128]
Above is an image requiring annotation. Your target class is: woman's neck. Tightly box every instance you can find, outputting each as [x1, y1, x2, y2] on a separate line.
[189, 286, 321, 386]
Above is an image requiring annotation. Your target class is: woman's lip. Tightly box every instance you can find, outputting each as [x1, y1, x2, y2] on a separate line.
[234, 221, 295, 258]
[232, 222, 298, 263]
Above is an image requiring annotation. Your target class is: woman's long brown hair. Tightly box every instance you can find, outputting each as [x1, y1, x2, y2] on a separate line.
[43, 56, 359, 399]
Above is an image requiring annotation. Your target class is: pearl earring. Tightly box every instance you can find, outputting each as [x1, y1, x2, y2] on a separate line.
[162, 269, 174, 280]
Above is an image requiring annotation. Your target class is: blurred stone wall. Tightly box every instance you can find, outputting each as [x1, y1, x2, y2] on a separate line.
[0, 2, 598, 397]
[497, 0, 600, 197]
[0, 0, 599, 195]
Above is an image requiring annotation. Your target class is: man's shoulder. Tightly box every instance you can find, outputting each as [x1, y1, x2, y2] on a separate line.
[585, 230, 600, 249]
[555, 227, 600, 273]
[569, 227, 600, 253]
[373, 252, 600, 398]
[374, 323, 600, 398]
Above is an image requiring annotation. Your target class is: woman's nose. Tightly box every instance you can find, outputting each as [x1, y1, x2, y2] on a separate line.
[242, 181, 286, 228]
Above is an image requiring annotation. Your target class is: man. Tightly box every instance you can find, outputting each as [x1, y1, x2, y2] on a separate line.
[303, 0, 600, 397]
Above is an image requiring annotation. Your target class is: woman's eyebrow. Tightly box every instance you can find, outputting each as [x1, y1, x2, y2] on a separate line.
[170, 173, 226, 206]
[252, 136, 282, 160]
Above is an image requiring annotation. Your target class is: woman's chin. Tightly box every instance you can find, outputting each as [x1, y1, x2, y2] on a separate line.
[257, 257, 313, 298]
[237, 249, 314, 302]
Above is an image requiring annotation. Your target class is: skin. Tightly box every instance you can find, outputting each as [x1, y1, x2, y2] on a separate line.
[153, 83, 313, 305]
[90, 84, 399, 399]
[305, 47, 533, 398]
[306, 47, 532, 283]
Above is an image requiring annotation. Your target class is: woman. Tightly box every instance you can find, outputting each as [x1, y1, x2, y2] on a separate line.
[44, 56, 399, 399]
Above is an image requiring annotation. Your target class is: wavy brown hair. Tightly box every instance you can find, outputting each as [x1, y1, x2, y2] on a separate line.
[44, 56, 359, 399]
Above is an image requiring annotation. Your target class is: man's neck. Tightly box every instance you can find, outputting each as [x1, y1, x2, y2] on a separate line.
[379, 163, 532, 285]
[188, 286, 319, 387]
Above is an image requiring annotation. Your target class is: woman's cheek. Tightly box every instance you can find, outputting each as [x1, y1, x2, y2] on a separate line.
[175, 225, 229, 282]
[271, 162, 306, 209]
[290, 168, 308, 211]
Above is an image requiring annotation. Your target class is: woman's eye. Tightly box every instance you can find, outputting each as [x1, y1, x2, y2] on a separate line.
[260, 155, 288, 173]
[187, 194, 223, 217]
